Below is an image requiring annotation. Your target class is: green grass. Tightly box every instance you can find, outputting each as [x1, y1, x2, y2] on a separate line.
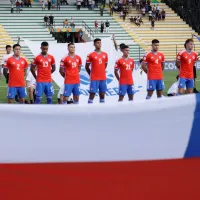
[0, 71, 199, 103]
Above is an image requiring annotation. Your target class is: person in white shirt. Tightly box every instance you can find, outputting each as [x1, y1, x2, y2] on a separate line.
[57, 84, 73, 104]
[167, 75, 186, 96]
[26, 71, 36, 104]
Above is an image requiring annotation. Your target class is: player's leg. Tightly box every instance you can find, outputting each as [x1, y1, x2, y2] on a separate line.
[35, 82, 44, 104]
[186, 79, 194, 94]
[118, 84, 127, 101]
[63, 84, 73, 104]
[146, 80, 155, 99]
[178, 78, 186, 95]
[7, 87, 16, 104]
[28, 86, 34, 104]
[17, 87, 27, 104]
[127, 85, 134, 101]
[156, 80, 164, 98]
[88, 81, 98, 104]
[99, 80, 107, 103]
[72, 84, 80, 104]
[45, 82, 54, 104]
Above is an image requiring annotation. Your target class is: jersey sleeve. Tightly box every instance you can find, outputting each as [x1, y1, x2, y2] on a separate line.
[114, 59, 120, 70]
[105, 53, 108, 63]
[31, 56, 38, 66]
[143, 53, 149, 63]
[86, 53, 92, 63]
[51, 56, 56, 66]
[24, 58, 29, 69]
[131, 59, 134, 70]
[176, 52, 182, 61]
[161, 53, 165, 63]
[60, 57, 65, 68]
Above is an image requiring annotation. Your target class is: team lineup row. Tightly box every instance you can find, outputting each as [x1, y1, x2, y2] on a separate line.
[1, 38, 198, 104]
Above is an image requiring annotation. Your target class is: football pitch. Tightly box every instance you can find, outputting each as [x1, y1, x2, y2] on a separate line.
[0, 71, 199, 104]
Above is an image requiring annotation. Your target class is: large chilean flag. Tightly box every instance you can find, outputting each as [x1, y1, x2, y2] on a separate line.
[0, 94, 200, 200]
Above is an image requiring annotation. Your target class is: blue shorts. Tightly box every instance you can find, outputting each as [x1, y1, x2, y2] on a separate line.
[35, 82, 54, 97]
[7, 87, 27, 99]
[119, 84, 134, 96]
[89, 80, 107, 93]
[64, 83, 80, 97]
[178, 78, 194, 89]
[147, 80, 164, 91]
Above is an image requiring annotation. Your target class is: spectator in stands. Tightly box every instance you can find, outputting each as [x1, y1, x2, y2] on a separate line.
[161, 9, 166, 20]
[44, 15, 49, 27]
[158, 12, 161, 21]
[148, 8, 152, 21]
[145, 3, 149, 13]
[147, 0, 150, 5]
[135, 17, 140, 26]
[27, 0, 32, 7]
[100, 21, 104, 33]
[136, 0, 140, 10]
[110, 4, 114, 16]
[48, 0, 51, 10]
[49, 14, 54, 26]
[79, 29, 83, 42]
[151, 18, 155, 30]
[123, 9, 127, 21]
[57, 0, 61, 10]
[77, 0, 81, 10]
[139, 16, 143, 24]
[156, 4, 160, 13]
[100, 4, 104, 16]
[130, 16, 134, 23]
[70, 21, 75, 28]
[16, 0, 21, 13]
[24, 0, 28, 7]
[11, 4, 14, 13]
[88, 0, 92, 10]
[63, 19, 69, 28]
[91, 0, 95, 10]
[42, 0, 46, 10]
[141, 6, 145, 16]
[120, 10, 123, 19]
[105, 20, 110, 33]
[94, 20, 98, 33]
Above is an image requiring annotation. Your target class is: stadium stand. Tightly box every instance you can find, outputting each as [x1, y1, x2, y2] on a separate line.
[112, 2, 200, 60]
[0, 1, 145, 61]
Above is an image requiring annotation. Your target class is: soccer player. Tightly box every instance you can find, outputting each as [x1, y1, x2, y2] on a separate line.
[114, 45, 135, 101]
[31, 41, 56, 104]
[59, 43, 82, 104]
[3, 44, 28, 104]
[141, 39, 165, 99]
[176, 39, 198, 95]
[85, 38, 108, 103]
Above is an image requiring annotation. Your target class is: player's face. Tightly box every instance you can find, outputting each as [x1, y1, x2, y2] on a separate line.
[123, 48, 129, 57]
[94, 41, 101, 50]
[68, 45, 75, 53]
[41, 46, 48, 55]
[186, 41, 194, 51]
[152, 43, 159, 52]
[13, 46, 21, 56]
[6, 47, 11, 54]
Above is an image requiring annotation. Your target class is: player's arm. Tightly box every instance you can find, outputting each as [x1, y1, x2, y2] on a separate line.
[30, 64, 37, 79]
[112, 34, 118, 51]
[59, 67, 65, 78]
[3, 68, 8, 79]
[51, 64, 56, 73]
[114, 60, 120, 81]
[85, 54, 91, 75]
[17, 36, 20, 44]
[3, 58, 9, 79]
[176, 53, 181, 69]
[141, 62, 148, 74]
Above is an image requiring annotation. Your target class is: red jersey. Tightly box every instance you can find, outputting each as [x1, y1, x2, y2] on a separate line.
[143, 51, 165, 80]
[176, 50, 198, 79]
[32, 54, 55, 82]
[86, 51, 108, 80]
[60, 55, 82, 84]
[4, 56, 28, 87]
[115, 57, 134, 84]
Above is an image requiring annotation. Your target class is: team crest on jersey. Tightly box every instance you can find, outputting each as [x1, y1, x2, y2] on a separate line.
[123, 62, 125, 65]
[40, 59, 43, 62]
[21, 61, 24, 64]
[48, 59, 51, 62]
[76, 59, 79, 62]
[95, 57, 97, 59]
[159, 56, 162, 59]
[69, 60, 71, 63]
[130, 62, 132, 65]
[192, 56, 195, 59]
[185, 56, 188, 59]
[103, 55, 105, 59]
[12, 62, 15, 64]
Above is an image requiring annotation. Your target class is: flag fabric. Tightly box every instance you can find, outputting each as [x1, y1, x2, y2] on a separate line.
[193, 34, 200, 42]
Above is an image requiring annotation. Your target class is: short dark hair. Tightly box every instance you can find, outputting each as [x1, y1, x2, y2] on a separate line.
[119, 43, 125, 49]
[6, 45, 11, 49]
[152, 39, 159, 44]
[121, 45, 129, 50]
[13, 44, 21, 49]
[94, 38, 101, 43]
[41, 41, 49, 47]
[139, 59, 143, 63]
[68, 43, 75, 47]
[184, 39, 194, 48]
